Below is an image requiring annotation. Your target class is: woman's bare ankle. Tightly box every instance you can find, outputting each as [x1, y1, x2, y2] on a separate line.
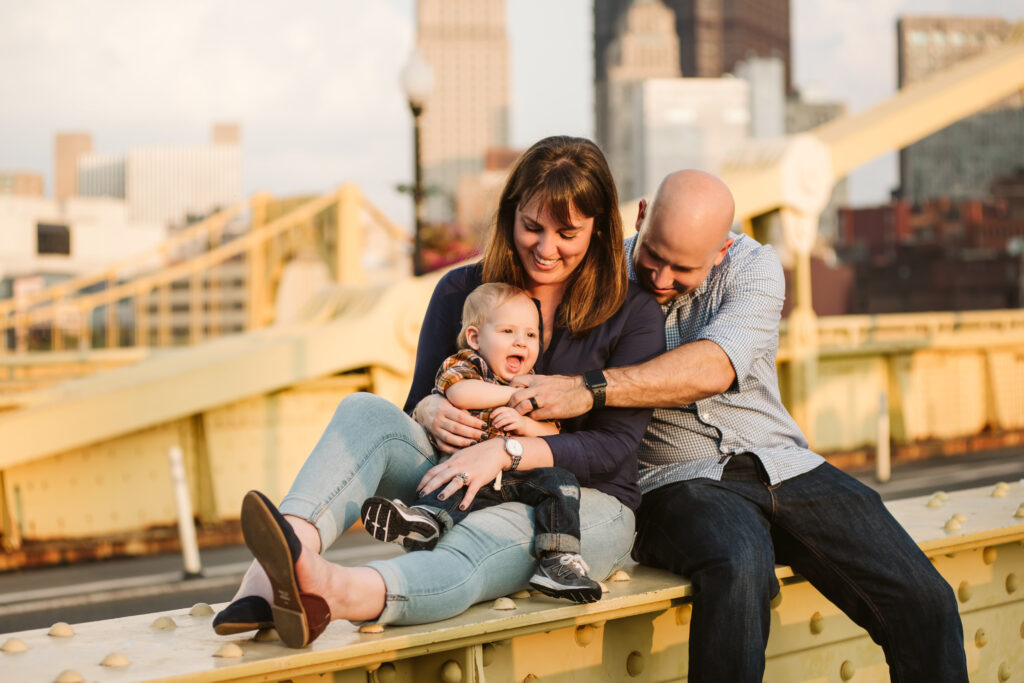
[295, 553, 385, 622]
[284, 514, 323, 554]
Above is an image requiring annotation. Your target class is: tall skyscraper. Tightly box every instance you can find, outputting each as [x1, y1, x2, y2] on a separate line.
[596, 0, 681, 159]
[54, 133, 93, 201]
[417, 0, 509, 223]
[595, 0, 790, 154]
[897, 16, 1024, 203]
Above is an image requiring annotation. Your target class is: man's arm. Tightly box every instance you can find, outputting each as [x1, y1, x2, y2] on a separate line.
[510, 339, 734, 420]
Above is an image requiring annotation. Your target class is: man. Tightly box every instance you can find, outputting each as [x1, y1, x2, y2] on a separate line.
[510, 170, 968, 682]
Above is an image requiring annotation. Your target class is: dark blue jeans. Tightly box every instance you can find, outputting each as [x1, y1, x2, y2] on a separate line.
[415, 466, 583, 554]
[633, 455, 967, 683]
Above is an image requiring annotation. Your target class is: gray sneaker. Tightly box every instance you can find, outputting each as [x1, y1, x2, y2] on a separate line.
[360, 497, 441, 551]
[529, 552, 602, 603]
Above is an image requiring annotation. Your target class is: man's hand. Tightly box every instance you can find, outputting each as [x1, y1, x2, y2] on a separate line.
[413, 394, 485, 454]
[509, 373, 593, 420]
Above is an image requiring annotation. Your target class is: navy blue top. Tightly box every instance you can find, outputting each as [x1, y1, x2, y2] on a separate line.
[403, 263, 666, 510]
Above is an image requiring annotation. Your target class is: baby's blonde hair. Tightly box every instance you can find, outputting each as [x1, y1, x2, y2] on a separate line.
[458, 283, 535, 349]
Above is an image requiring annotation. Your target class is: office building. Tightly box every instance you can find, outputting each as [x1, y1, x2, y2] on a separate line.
[54, 133, 93, 201]
[417, 0, 509, 223]
[596, 0, 791, 152]
[608, 77, 749, 201]
[897, 16, 1024, 203]
[0, 172, 44, 197]
[75, 124, 242, 228]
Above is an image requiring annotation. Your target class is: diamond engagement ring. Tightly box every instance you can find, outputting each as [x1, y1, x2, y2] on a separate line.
[455, 472, 470, 485]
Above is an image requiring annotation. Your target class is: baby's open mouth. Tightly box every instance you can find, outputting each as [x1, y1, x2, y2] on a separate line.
[505, 353, 525, 374]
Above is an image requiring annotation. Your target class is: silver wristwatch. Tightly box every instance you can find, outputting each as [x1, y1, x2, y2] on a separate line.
[503, 435, 523, 470]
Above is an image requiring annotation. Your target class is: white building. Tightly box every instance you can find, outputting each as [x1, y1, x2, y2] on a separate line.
[0, 196, 165, 297]
[609, 77, 750, 201]
[77, 145, 241, 229]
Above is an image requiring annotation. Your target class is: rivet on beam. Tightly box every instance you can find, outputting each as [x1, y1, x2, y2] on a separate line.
[214, 643, 243, 658]
[1015, 504, 1024, 520]
[982, 546, 997, 564]
[840, 660, 856, 681]
[610, 569, 631, 582]
[991, 482, 1010, 498]
[55, 671, 84, 683]
[100, 653, 131, 667]
[1006, 573, 1018, 594]
[373, 662, 398, 683]
[48, 623, 74, 637]
[482, 643, 495, 667]
[998, 661, 1013, 682]
[151, 616, 177, 630]
[253, 627, 279, 642]
[1, 638, 28, 653]
[974, 628, 988, 648]
[933, 490, 950, 502]
[189, 602, 214, 616]
[491, 597, 516, 610]
[925, 495, 944, 509]
[809, 612, 824, 635]
[575, 624, 599, 647]
[958, 581, 972, 603]
[675, 605, 693, 626]
[944, 517, 962, 533]
[626, 651, 645, 677]
[440, 660, 462, 683]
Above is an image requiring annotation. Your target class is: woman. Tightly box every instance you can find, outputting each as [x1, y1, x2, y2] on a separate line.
[214, 136, 665, 647]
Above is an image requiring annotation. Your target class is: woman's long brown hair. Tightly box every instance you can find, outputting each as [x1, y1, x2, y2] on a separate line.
[481, 136, 627, 336]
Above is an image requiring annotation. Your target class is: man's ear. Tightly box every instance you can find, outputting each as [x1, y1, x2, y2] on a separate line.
[635, 198, 648, 234]
[465, 326, 480, 351]
[713, 237, 735, 266]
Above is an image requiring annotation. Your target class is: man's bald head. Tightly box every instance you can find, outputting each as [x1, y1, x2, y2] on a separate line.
[632, 170, 736, 302]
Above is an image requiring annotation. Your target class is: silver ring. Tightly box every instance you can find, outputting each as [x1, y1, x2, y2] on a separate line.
[529, 397, 539, 411]
[455, 472, 470, 485]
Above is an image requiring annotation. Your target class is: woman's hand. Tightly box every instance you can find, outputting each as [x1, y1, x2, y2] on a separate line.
[416, 439, 507, 509]
[413, 394, 486, 454]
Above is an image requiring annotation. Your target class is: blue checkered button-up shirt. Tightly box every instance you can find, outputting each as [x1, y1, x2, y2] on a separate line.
[625, 233, 824, 493]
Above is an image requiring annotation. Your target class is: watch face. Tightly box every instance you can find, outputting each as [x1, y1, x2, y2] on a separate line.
[505, 437, 524, 457]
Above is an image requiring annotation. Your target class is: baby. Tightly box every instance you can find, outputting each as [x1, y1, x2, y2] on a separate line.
[361, 282, 601, 603]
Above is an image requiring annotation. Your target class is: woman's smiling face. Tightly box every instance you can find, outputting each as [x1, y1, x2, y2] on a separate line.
[512, 195, 595, 291]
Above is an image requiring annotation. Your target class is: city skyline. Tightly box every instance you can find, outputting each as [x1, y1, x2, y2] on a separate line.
[1, 0, 1020, 230]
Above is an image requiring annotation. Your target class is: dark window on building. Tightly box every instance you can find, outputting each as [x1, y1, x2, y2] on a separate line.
[37, 223, 70, 255]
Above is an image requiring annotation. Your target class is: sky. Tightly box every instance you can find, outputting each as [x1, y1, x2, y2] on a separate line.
[1, 0, 1021, 230]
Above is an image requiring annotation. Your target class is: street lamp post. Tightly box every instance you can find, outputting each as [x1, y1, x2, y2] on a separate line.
[401, 49, 434, 276]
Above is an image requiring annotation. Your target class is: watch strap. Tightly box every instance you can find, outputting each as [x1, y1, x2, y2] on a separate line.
[582, 369, 607, 410]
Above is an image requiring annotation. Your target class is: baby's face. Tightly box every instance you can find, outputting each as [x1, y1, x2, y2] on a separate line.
[468, 295, 541, 381]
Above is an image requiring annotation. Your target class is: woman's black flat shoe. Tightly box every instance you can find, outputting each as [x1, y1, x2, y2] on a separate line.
[212, 595, 274, 635]
[241, 490, 331, 648]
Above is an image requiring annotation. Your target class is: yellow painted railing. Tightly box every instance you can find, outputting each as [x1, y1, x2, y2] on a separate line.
[0, 186, 409, 358]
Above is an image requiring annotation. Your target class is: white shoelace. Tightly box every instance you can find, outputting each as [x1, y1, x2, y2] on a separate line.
[559, 553, 591, 577]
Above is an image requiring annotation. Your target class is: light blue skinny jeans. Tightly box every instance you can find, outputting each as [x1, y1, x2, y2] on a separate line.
[278, 392, 635, 625]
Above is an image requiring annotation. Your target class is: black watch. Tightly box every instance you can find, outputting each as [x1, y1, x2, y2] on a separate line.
[582, 369, 607, 410]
